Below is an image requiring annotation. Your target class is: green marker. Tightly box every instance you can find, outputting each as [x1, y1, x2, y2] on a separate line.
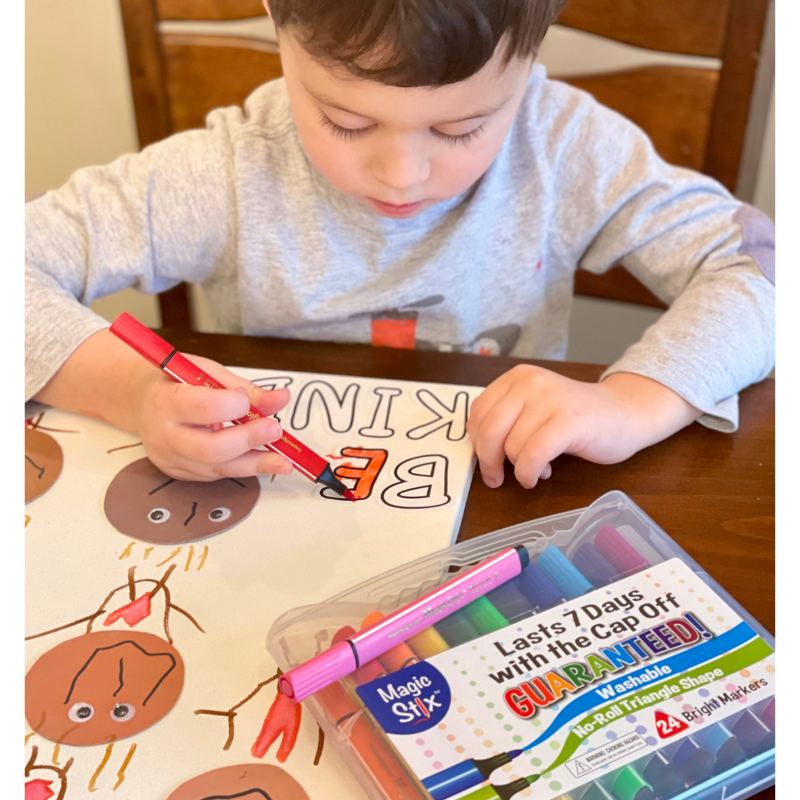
[458, 776, 530, 800]
[461, 595, 509, 634]
[611, 766, 656, 800]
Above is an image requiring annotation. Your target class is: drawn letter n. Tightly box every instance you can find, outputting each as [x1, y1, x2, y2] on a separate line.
[291, 381, 360, 433]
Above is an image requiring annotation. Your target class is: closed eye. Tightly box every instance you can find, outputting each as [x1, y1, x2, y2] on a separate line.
[319, 111, 485, 147]
[319, 112, 373, 141]
[431, 124, 485, 146]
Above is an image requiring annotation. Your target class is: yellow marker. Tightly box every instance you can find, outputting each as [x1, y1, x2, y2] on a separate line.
[408, 626, 450, 658]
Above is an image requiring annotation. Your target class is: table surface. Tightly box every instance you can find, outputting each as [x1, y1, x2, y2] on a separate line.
[163, 329, 776, 798]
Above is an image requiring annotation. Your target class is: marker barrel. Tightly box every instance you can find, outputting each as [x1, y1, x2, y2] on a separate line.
[422, 752, 521, 800]
[281, 546, 529, 701]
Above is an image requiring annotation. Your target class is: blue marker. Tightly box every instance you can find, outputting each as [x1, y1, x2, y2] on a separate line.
[703, 723, 746, 773]
[537, 546, 592, 599]
[515, 562, 565, 610]
[421, 751, 523, 800]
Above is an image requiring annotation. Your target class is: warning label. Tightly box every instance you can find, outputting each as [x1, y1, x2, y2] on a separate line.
[565, 733, 647, 778]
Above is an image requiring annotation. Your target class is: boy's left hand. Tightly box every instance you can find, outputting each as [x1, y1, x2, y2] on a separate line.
[467, 366, 701, 489]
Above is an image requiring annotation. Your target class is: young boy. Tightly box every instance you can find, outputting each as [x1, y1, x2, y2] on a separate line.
[25, 0, 775, 490]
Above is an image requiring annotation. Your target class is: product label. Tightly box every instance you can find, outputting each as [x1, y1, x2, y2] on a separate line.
[357, 558, 775, 800]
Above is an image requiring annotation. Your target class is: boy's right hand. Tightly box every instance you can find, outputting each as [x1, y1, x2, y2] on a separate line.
[134, 354, 294, 482]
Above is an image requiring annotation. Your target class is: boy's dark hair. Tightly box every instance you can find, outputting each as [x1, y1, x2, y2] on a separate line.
[268, 0, 567, 87]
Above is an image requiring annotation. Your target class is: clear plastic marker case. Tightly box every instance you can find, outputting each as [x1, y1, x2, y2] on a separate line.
[267, 491, 775, 800]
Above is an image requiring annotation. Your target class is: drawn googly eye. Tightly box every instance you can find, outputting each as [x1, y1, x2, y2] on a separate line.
[208, 507, 231, 522]
[110, 703, 136, 722]
[68, 702, 94, 722]
[148, 508, 170, 523]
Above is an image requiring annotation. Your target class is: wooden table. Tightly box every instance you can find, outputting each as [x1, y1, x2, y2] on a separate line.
[164, 329, 776, 798]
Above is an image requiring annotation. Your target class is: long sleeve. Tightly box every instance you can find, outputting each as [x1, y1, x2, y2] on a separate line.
[25, 108, 241, 400]
[542, 82, 775, 431]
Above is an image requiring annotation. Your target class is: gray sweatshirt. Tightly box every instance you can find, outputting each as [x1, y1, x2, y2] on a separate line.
[25, 65, 775, 431]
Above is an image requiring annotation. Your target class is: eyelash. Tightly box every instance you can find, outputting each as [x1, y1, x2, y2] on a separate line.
[318, 112, 484, 146]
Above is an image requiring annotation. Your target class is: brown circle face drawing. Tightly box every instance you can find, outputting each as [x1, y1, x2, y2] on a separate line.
[25, 629, 184, 746]
[25, 427, 64, 504]
[167, 764, 310, 800]
[104, 458, 260, 544]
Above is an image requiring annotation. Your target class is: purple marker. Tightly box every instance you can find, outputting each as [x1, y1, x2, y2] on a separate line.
[595, 525, 649, 574]
[279, 545, 530, 702]
[572, 542, 621, 588]
[671, 737, 713, 786]
[731, 709, 771, 755]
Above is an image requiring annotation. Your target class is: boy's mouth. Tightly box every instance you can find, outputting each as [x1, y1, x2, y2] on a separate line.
[367, 198, 427, 217]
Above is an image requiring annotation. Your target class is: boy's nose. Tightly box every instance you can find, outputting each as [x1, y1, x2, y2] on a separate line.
[370, 143, 430, 193]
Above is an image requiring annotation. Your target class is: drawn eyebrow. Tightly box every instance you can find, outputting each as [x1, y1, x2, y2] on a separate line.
[113, 657, 124, 697]
[227, 477, 246, 488]
[149, 478, 176, 495]
[200, 790, 272, 799]
[65, 640, 176, 706]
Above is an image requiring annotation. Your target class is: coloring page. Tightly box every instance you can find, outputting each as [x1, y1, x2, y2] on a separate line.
[25, 369, 481, 799]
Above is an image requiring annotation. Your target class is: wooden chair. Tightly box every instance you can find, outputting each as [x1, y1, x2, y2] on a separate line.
[119, 0, 772, 325]
[556, 0, 773, 308]
[119, 0, 280, 328]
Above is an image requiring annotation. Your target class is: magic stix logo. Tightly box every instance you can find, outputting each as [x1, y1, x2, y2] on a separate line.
[357, 661, 452, 734]
[490, 590, 715, 720]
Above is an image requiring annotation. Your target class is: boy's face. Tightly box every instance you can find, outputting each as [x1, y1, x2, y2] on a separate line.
[278, 30, 533, 219]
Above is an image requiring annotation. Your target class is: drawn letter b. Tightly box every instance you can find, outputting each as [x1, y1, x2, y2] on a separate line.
[381, 455, 450, 509]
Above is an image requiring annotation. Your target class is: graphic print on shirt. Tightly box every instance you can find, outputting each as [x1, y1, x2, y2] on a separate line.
[349, 295, 521, 354]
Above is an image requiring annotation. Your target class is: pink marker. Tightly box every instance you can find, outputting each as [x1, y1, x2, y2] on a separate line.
[279, 546, 530, 702]
[594, 524, 649, 574]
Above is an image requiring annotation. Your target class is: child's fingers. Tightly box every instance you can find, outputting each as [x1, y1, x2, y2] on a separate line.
[166, 383, 252, 425]
[473, 395, 524, 488]
[467, 381, 511, 438]
[513, 421, 572, 489]
[174, 417, 283, 465]
[211, 449, 294, 480]
[189, 356, 291, 415]
[252, 386, 291, 417]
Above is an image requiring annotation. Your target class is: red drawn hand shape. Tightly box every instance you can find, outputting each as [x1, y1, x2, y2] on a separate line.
[103, 593, 153, 627]
[25, 779, 55, 800]
[251, 691, 302, 763]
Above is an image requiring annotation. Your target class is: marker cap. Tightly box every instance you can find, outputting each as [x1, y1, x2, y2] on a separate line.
[279, 640, 357, 702]
[537, 546, 592, 600]
[594, 525, 649, 574]
[572, 542, 621, 588]
[110, 312, 174, 367]
[516, 563, 564, 611]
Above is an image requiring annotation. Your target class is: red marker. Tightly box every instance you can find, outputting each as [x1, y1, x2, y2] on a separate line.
[110, 313, 356, 501]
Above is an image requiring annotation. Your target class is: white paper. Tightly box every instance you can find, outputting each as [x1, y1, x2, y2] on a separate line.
[24, 368, 481, 799]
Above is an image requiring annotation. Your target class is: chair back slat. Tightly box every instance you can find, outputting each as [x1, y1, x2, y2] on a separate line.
[119, 0, 173, 149]
[156, 0, 266, 21]
[162, 35, 281, 133]
[702, 0, 772, 192]
[564, 66, 719, 172]
[556, 0, 730, 58]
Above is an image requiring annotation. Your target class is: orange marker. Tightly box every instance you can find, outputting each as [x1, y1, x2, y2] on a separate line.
[313, 626, 427, 800]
